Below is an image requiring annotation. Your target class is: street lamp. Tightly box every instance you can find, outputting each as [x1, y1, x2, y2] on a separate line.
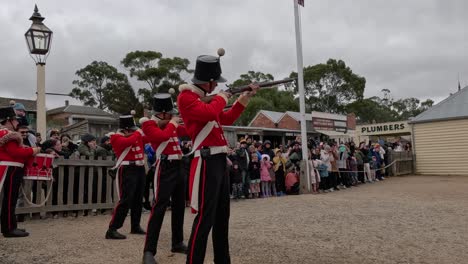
[25, 4, 52, 141]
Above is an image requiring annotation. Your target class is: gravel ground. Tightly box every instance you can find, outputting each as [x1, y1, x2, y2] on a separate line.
[1, 175, 468, 264]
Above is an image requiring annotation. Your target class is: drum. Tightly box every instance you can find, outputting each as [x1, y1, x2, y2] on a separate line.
[24, 153, 55, 181]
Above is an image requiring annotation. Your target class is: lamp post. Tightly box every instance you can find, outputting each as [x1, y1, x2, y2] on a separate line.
[25, 4, 52, 140]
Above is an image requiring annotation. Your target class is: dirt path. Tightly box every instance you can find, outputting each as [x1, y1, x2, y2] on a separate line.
[1, 175, 468, 264]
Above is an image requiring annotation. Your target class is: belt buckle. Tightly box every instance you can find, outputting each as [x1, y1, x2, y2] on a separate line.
[160, 154, 168, 161]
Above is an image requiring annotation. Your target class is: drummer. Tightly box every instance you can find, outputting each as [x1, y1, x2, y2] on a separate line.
[0, 107, 40, 238]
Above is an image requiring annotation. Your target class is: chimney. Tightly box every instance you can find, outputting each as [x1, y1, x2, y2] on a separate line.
[65, 100, 69, 106]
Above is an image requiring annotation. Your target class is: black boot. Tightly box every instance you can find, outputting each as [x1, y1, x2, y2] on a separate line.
[105, 229, 126, 239]
[131, 226, 146, 235]
[3, 229, 29, 238]
[171, 242, 188, 254]
[143, 201, 152, 211]
[142, 251, 157, 264]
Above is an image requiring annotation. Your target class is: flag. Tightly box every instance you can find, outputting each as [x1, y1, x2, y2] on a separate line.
[298, 0, 304, 7]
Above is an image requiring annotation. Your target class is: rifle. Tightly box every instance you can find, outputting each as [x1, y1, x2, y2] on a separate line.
[200, 77, 297, 103]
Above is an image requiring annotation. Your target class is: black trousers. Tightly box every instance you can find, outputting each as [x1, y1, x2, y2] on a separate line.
[108, 165, 145, 230]
[186, 153, 231, 264]
[275, 167, 285, 193]
[1, 166, 23, 234]
[144, 159, 186, 255]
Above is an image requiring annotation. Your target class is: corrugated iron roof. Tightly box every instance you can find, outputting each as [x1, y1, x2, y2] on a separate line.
[47, 105, 114, 117]
[410, 86, 468, 124]
[0, 97, 37, 111]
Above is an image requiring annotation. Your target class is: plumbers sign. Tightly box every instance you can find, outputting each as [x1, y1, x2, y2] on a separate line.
[357, 121, 410, 136]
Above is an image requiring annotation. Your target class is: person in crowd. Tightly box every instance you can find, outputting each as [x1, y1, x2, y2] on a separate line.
[140, 93, 189, 263]
[369, 156, 378, 182]
[372, 143, 385, 181]
[229, 161, 243, 200]
[285, 166, 300, 195]
[308, 153, 321, 194]
[404, 142, 412, 152]
[96, 136, 114, 158]
[320, 145, 334, 192]
[106, 113, 147, 240]
[60, 134, 77, 159]
[143, 143, 155, 211]
[177, 52, 259, 264]
[35, 132, 42, 147]
[77, 134, 97, 158]
[16, 125, 36, 148]
[337, 143, 351, 188]
[41, 139, 64, 156]
[262, 140, 275, 160]
[329, 144, 340, 191]
[254, 142, 263, 161]
[360, 142, 372, 183]
[347, 152, 359, 185]
[235, 139, 250, 199]
[288, 142, 302, 170]
[273, 149, 287, 196]
[0, 107, 41, 237]
[260, 154, 272, 198]
[248, 153, 260, 199]
[49, 130, 60, 141]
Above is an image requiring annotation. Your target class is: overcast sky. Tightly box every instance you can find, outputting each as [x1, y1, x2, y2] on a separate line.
[1, 0, 467, 109]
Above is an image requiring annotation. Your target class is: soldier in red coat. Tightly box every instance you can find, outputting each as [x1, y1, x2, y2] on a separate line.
[141, 93, 189, 264]
[105, 113, 148, 239]
[0, 107, 40, 238]
[177, 52, 259, 264]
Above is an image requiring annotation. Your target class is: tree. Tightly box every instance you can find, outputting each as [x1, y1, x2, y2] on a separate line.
[228, 71, 299, 125]
[70, 61, 129, 110]
[121, 51, 192, 104]
[102, 82, 143, 116]
[290, 59, 366, 114]
[346, 99, 397, 124]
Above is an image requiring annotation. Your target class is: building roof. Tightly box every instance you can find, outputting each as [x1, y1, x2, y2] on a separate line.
[284, 111, 313, 121]
[410, 86, 468, 124]
[311, 111, 347, 121]
[0, 97, 37, 111]
[248, 110, 285, 126]
[47, 105, 114, 117]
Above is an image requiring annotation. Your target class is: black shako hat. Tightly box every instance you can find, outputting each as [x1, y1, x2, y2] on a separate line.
[0, 107, 17, 123]
[153, 93, 178, 115]
[119, 112, 138, 130]
[191, 55, 227, 84]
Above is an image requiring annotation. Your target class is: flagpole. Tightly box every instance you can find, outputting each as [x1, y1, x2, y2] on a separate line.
[293, 0, 310, 192]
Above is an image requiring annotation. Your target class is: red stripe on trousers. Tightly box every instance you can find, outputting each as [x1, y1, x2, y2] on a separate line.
[144, 161, 161, 248]
[189, 159, 207, 264]
[8, 167, 17, 231]
[109, 167, 124, 227]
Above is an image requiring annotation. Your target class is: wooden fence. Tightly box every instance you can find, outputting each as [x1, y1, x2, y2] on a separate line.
[9, 156, 118, 216]
[388, 151, 414, 176]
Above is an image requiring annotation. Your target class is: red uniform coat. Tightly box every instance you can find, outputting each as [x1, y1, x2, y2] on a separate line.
[0, 127, 35, 193]
[141, 119, 188, 157]
[110, 131, 147, 162]
[0, 128, 34, 163]
[177, 84, 245, 213]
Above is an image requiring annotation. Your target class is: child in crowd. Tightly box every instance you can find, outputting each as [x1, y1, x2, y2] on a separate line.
[347, 152, 359, 185]
[369, 156, 378, 182]
[230, 161, 243, 200]
[308, 154, 321, 194]
[260, 154, 272, 197]
[248, 154, 261, 198]
[285, 166, 300, 195]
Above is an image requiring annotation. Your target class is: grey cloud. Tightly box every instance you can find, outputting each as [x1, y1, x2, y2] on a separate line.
[1, 0, 467, 109]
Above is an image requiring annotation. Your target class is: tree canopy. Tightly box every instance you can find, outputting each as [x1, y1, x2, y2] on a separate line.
[121, 51, 192, 104]
[290, 59, 366, 114]
[70, 61, 129, 110]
